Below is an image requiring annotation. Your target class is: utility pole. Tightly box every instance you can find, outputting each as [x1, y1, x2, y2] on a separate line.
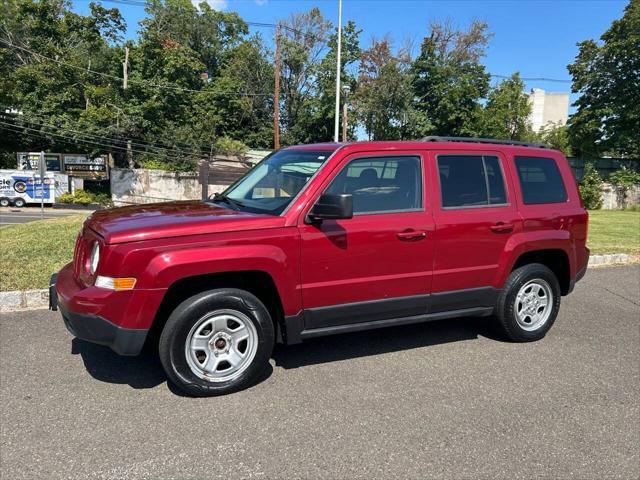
[333, 0, 342, 142]
[123, 46, 129, 90]
[342, 100, 348, 142]
[342, 85, 350, 142]
[274, 22, 281, 150]
[122, 46, 133, 168]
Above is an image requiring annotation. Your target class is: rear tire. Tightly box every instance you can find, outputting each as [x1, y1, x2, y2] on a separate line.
[0, 198, 10, 207]
[495, 263, 561, 342]
[159, 288, 275, 397]
[13, 198, 26, 208]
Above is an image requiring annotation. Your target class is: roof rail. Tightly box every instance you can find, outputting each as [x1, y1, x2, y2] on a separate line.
[421, 136, 548, 149]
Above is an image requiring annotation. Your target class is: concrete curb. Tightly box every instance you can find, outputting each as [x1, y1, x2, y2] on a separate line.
[588, 253, 633, 267]
[0, 253, 636, 313]
[0, 289, 48, 313]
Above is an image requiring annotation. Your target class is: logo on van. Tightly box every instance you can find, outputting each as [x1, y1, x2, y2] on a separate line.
[14, 181, 27, 193]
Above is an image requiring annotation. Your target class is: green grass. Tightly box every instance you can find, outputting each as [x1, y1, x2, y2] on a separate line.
[587, 210, 640, 256]
[0, 214, 86, 291]
[0, 209, 638, 292]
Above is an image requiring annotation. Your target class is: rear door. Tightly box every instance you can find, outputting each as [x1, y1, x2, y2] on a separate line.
[428, 150, 522, 301]
[298, 151, 435, 329]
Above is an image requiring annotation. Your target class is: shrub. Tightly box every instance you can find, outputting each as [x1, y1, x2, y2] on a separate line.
[58, 189, 111, 206]
[579, 163, 603, 210]
[609, 166, 640, 209]
[214, 137, 248, 159]
[141, 157, 197, 173]
[608, 166, 640, 189]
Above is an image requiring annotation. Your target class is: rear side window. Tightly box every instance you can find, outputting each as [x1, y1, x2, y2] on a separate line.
[515, 156, 567, 204]
[437, 155, 507, 208]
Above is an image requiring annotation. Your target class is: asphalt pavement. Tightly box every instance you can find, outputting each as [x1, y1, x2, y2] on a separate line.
[1, 265, 638, 479]
[0, 207, 85, 228]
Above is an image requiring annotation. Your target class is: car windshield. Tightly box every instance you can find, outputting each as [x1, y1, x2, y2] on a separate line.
[213, 149, 332, 215]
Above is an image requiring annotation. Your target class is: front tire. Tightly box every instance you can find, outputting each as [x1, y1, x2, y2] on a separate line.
[495, 263, 561, 342]
[159, 288, 275, 397]
[13, 198, 26, 208]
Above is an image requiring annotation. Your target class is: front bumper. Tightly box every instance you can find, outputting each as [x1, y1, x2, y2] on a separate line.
[50, 266, 150, 356]
[59, 303, 148, 355]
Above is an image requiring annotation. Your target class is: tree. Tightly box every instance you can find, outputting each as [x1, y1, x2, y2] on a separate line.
[280, 13, 360, 144]
[536, 122, 572, 156]
[480, 73, 533, 140]
[279, 8, 331, 144]
[411, 20, 492, 137]
[355, 37, 415, 140]
[0, 0, 128, 166]
[567, 0, 640, 157]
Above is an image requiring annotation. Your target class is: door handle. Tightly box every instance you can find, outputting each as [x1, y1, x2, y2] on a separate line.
[397, 230, 427, 241]
[490, 222, 514, 233]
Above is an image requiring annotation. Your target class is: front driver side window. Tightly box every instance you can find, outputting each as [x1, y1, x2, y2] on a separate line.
[325, 156, 422, 214]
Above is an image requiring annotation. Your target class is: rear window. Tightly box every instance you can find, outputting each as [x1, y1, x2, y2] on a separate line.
[437, 155, 508, 208]
[515, 156, 567, 204]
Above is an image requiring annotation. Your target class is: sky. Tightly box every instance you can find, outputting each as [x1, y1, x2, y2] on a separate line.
[71, 0, 628, 99]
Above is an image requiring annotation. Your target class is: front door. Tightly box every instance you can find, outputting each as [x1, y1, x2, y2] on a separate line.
[298, 152, 435, 330]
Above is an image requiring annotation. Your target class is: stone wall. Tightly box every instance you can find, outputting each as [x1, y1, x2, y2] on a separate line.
[110, 169, 227, 206]
[601, 183, 640, 210]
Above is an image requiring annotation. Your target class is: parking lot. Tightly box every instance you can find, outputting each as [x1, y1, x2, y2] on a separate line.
[0, 265, 638, 479]
[0, 207, 81, 228]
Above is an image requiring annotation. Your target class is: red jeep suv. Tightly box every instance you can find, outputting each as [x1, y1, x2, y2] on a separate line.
[51, 137, 589, 396]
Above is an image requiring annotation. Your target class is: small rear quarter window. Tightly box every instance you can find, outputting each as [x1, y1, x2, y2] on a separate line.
[515, 156, 568, 204]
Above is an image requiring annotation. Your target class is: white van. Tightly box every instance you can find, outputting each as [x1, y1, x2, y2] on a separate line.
[0, 170, 67, 207]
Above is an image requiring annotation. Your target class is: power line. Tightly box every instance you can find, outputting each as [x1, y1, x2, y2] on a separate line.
[0, 121, 196, 159]
[1, 114, 254, 165]
[1, 111, 213, 159]
[0, 105, 250, 160]
[490, 74, 571, 84]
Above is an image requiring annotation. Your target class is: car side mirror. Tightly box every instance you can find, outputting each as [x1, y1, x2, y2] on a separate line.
[306, 193, 353, 223]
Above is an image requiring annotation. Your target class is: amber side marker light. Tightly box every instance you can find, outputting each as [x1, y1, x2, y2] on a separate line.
[95, 276, 137, 291]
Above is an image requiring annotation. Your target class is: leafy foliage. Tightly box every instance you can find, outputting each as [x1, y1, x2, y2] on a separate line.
[608, 166, 640, 189]
[567, 0, 640, 157]
[411, 20, 492, 137]
[579, 162, 604, 210]
[480, 73, 533, 140]
[57, 188, 112, 205]
[535, 122, 572, 155]
[0, 1, 635, 173]
[355, 37, 415, 140]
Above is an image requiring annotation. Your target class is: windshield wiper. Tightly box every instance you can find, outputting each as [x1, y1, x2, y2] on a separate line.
[211, 192, 245, 211]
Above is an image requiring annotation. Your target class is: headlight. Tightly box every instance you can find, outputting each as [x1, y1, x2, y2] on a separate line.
[89, 241, 100, 275]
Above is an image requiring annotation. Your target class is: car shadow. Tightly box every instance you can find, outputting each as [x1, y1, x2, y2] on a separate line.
[71, 315, 501, 393]
[71, 338, 167, 390]
[272, 314, 501, 369]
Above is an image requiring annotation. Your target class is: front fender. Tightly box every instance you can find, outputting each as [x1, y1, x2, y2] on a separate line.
[139, 244, 300, 315]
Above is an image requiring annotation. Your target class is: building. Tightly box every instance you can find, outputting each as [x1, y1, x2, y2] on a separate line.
[527, 88, 570, 132]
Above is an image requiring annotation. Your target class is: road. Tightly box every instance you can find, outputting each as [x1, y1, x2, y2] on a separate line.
[0, 207, 84, 228]
[1, 266, 638, 479]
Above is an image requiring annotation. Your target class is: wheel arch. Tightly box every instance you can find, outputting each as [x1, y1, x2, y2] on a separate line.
[148, 270, 287, 347]
[509, 249, 571, 295]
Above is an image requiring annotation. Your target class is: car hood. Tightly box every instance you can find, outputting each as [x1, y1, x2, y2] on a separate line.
[85, 200, 285, 244]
